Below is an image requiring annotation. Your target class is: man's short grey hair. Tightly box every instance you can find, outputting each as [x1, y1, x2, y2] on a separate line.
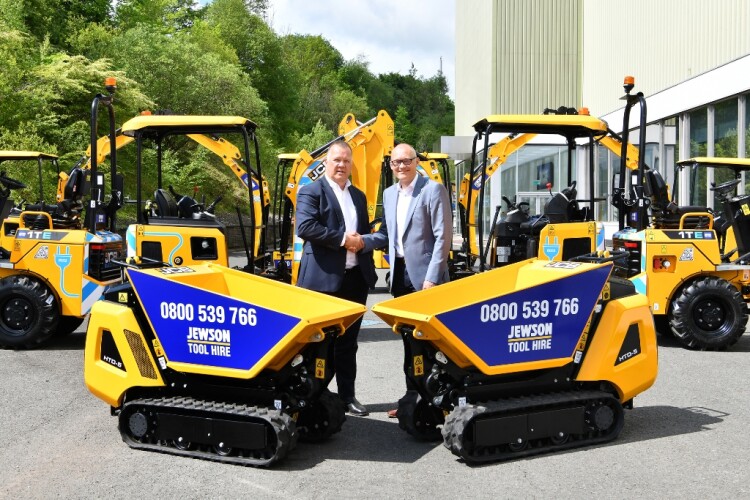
[327, 140, 353, 157]
[393, 143, 417, 158]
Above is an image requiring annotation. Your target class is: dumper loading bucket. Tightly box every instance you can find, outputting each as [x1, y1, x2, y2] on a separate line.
[126, 263, 366, 378]
[372, 259, 612, 376]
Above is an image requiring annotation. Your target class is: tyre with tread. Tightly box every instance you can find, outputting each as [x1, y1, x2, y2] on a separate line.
[0, 275, 59, 349]
[653, 315, 674, 338]
[669, 276, 747, 350]
[55, 315, 86, 336]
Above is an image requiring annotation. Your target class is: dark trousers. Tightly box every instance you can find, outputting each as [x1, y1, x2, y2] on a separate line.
[392, 257, 417, 391]
[328, 266, 369, 401]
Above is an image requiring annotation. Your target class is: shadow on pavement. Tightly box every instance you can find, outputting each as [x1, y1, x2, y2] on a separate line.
[458, 404, 728, 468]
[359, 326, 400, 343]
[280, 415, 441, 469]
[621, 404, 728, 443]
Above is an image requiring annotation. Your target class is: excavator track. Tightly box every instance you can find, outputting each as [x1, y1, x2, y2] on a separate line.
[118, 396, 297, 467]
[442, 390, 624, 463]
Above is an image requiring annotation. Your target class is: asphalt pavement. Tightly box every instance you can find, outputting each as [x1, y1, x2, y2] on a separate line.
[1, 268, 749, 498]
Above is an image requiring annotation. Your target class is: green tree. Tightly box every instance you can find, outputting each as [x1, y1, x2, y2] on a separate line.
[114, 0, 201, 32]
[0, 0, 25, 30]
[281, 34, 344, 79]
[21, 0, 111, 49]
[377, 68, 454, 151]
[206, 0, 299, 141]
[112, 25, 266, 118]
[280, 35, 374, 131]
[288, 119, 335, 153]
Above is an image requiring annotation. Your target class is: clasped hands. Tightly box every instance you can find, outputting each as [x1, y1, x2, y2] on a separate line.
[344, 232, 364, 253]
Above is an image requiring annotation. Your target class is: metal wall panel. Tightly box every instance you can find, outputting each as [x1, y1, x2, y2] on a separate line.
[581, 0, 750, 116]
[455, 0, 750, 136]
[455, 0, 497, 134]
[494, 0, 581, 115]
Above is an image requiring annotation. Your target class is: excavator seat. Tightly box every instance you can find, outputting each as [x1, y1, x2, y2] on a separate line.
[154, 188, 179, 217]
[544, 186, 583, 223]
[20, 167, 88, 230]
[646, 169, 712, 229]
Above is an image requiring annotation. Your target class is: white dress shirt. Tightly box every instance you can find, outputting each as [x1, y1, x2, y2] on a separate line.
[325, 175, 359, 269]
[394, 175, 418, 258]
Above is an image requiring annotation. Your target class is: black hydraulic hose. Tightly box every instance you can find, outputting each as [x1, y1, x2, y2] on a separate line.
[483, 204, 503, 266]
[635, 94, 648, 231]
[278, 198, 293, 255]
[463, 133, 480, 270]
[253, 131, 265, 259]
[271, 159, 284, 248]
[617, 89, 648, 231]
[107, 102, 117, 231]
[235, 206, 252, 269]
[309, 116, 378, 158]
[478, 125, 492, 271]
[136, 138, 143, 224]
[156, 136, 163, 189]
[36, 157, 43, 204]
[89, 89, 115, 233]
[618, 105, 632, 231]
[588, 132, 595, 221]
[241, 128, 257, 272]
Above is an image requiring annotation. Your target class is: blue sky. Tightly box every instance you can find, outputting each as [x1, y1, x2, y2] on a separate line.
[267, 0, 456, 99]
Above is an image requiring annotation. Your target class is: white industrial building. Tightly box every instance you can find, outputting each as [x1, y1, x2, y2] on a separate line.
[446, 0, 750, 240]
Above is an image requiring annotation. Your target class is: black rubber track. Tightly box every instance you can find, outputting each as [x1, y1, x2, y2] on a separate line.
[118, 396, 297, 467]
[442, 390, 624, 464]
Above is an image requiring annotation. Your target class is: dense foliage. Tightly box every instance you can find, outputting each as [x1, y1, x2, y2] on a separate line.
[0, 0, 454, 214]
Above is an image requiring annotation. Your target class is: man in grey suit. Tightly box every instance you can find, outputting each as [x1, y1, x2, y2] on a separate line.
[296, 141, 377, 416]
[362, 143, 452, 416]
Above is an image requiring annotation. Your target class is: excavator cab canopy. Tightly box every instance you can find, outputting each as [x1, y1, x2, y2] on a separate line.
[473, 114, 609, 138]
[677, 157, 750, 172]
[121, 115, 257, 138]
[0, 151, 58, 161]
[0, 151, 60, 206]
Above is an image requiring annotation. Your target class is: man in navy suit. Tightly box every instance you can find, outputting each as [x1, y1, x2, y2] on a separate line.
[296, 140, 377, 416]
[362, 142, 452, 417]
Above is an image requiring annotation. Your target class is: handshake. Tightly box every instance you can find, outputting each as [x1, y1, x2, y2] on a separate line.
[344, 232, 365, 253]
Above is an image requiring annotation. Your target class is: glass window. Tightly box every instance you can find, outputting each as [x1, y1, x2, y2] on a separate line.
[663, 117, 678, 194]
[689, 108, 708, 205]
[511, 144, 573, 215]
[713, 99, 739, 206]
[500, 159, 516, 216]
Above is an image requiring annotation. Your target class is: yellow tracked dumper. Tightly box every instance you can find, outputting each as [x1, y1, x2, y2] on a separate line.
[85, 262, 365, 466]
[372, 254, 657, 463]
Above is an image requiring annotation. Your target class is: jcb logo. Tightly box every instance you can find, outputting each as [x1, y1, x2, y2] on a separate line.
[307, 162, 327, 182]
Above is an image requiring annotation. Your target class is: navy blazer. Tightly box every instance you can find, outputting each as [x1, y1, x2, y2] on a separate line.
[295, 177, 377, 293]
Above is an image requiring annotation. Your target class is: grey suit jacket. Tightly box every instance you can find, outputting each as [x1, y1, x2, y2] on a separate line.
[364, 175, 451, 291]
